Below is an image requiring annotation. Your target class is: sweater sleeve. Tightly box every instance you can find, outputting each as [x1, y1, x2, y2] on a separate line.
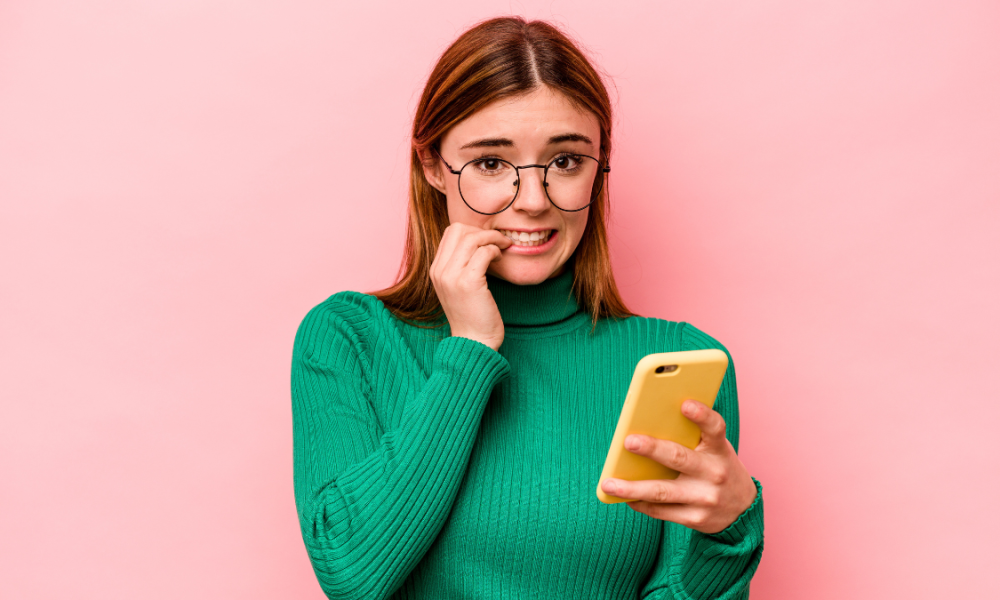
[291, 297, 511, 599]
[638, 323, 765, 600]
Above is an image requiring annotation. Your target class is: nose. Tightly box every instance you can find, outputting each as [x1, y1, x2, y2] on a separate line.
[512, 166, 550, 213]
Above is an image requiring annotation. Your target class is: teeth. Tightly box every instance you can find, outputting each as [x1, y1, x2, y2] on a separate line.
[497, 229, 553, 247]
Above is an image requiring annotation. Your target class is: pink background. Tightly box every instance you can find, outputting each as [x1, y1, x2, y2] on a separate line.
[2, 1, 998, 598]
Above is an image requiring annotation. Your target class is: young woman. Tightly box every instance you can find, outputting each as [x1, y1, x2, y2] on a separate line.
[292, 16, 764, 599]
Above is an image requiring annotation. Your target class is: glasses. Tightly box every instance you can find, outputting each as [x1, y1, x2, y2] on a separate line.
[432, 146, 611, 215]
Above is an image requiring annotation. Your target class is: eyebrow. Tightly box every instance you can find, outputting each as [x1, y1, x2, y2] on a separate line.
[458, 133, 594, 150]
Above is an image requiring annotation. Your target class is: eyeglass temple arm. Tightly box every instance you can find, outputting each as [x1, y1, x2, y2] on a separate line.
[430, 146, 462, 175]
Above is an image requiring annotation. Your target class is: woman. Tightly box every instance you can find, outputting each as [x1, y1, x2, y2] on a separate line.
[291, 16, 764, 599]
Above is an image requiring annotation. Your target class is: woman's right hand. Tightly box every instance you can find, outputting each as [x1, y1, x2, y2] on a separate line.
[430, 223, 513, 352]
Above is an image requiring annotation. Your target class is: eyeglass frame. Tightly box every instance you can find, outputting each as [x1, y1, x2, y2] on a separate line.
[430, 146, 611, 215]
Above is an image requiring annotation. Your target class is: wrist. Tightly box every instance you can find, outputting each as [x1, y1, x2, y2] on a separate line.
[450, 332, 501, 352]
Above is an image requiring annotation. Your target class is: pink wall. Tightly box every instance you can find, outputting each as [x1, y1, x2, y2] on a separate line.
[2, 1, 998, 598]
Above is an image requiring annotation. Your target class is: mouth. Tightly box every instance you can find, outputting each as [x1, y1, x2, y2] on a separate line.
[495, 228, 555, 248]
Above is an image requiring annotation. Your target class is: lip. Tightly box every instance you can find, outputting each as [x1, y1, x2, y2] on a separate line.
[495, 227, 557, 234]
[502, 229, 558, 255]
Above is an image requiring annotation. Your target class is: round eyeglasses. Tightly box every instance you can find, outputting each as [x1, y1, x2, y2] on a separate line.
[432, 146, 611, 215]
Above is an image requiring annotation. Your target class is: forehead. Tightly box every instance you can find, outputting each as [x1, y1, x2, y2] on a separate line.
[443, 86, 600, 151]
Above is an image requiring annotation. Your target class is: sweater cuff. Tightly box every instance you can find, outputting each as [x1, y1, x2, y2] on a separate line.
[703, 477, 764, 545]
[435, 335, 512, 385]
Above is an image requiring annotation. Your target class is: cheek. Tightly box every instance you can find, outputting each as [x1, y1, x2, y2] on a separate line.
[564, 211, 589, 243]
[445, 194, 465, 224]
[446, 196, 492, 229]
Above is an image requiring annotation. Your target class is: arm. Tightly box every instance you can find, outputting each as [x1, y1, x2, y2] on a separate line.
[291, 298, 510, 599]
[638, 323, 765, 600]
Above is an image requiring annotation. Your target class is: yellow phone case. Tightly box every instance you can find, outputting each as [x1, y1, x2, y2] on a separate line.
[596, 349, 729, 504]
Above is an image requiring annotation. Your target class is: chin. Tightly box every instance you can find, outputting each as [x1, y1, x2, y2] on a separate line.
[489, 260, 561, 285]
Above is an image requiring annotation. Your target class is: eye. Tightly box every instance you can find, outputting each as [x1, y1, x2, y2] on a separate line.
[471, 156, 509, 175]
[550, 153, 582, 171]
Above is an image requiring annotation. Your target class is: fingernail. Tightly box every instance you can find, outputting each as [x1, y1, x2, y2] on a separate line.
[604, 480, 618, 494]
[625, 436, 640, 450]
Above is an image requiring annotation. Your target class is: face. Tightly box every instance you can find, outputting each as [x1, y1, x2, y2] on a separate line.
[422, 85, 601, 285]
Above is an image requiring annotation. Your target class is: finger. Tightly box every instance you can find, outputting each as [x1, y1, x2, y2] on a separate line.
[443, 227, 511, 274]
[466, 243, 503, 274]
[681, 399, 728, 451]
[431, 224, 462, 281]
[624, 434, 708, 477]
[626, 501, 711, 531]
[435, 223, 469, 272]
[601, 476, 698, 505]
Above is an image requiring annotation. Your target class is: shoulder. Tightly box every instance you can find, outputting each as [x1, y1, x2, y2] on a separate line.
[295, 290, 383, 338]
[301, 290, 388, 325]
[594, 312, 684, 344]
[679, 322, 731, 355]
[601, 314, 732, 361]
[677, 322, 737, 386]
[292, 290, 391, 367]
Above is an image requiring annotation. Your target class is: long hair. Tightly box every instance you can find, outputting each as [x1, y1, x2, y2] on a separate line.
[370, 16, 638, 332]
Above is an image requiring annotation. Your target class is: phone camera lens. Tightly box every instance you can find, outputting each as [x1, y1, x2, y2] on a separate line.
[655, 366, 665, 373]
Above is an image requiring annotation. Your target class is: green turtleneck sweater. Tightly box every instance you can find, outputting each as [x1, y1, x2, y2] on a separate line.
[291, 260, 764, 599]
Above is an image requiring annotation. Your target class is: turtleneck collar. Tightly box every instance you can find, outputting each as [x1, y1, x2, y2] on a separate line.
[484, 256, 581, 327]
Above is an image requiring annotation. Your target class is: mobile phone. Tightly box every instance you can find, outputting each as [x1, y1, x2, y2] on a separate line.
[596, 349, 729, 504]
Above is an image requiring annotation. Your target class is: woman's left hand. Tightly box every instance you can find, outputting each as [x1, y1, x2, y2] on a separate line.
[600, 399, 758, 534]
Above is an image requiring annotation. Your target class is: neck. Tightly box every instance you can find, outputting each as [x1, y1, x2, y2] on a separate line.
[484, 257, 581, 327]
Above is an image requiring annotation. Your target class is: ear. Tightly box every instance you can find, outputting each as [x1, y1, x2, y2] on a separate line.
[418, 148, 447, 195]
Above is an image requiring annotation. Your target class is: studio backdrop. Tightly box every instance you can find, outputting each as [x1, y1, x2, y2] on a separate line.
[1, 1, 998, 598]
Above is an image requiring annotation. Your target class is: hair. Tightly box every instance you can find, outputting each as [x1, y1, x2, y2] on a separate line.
[369, 15, 638, 333]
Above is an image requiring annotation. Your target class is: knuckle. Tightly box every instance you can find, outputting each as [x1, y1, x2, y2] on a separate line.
[653, 486, 673, 504]
[708, 467, 727, 486]
[707, 410, 726, 433]
[667, 444, 686, 467]
[688, 511, 709, 529]
[704, 489, 721, 508]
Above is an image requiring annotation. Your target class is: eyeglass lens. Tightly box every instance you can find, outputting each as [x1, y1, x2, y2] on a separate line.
[458, 154, 603, 214]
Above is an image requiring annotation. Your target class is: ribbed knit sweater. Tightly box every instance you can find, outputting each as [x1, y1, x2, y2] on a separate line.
[291, 258, 764, 599]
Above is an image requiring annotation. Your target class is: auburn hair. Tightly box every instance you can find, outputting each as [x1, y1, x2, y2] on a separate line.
[370, 16, 638, 333]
